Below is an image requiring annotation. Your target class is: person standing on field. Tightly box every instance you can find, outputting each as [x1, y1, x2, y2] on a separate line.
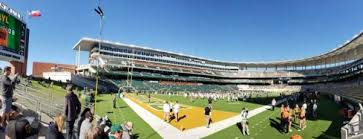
[163, 101, 170, 122]
[241, 107, 249, 135]
[204, 103, 212, 128]
[173, 101, 180, 122]
[271, 98, 276, 111]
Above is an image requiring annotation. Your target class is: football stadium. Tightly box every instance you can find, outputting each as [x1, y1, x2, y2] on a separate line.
[1, 1, 363, 139]
[67, 32, 363, 139]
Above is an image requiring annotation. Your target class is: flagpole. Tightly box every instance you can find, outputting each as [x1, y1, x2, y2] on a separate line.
[94, 0, 104, 115]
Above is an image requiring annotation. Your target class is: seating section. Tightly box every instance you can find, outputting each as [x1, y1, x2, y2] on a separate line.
[71, 74, 118, 93]
[110, 79, 238, 93]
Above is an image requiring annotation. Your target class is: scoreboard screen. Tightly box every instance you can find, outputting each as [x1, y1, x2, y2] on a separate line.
[0, 9, 26, 55]
[0, 5, 26, 62]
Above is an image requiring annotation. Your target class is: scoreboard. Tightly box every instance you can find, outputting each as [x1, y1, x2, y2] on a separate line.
[0, 2, 26, 62]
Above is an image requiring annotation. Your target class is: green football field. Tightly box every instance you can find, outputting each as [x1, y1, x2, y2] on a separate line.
[150, 94, 267, 113]
[25, 81, 345, 139]
[95, 94, 162, 139]
[26, 82, 343, 139]
[204, 95, 344, 139]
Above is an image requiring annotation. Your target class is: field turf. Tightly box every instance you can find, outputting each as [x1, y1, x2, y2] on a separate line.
[151, 94, 270, 113]
[95, 94, 162, 139]
[204, 95, 344, 139]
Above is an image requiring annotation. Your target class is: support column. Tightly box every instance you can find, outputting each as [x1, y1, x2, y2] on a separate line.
[78, 45, 81, 67]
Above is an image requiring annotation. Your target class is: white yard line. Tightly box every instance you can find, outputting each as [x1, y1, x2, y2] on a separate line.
[123, 97, 286, 139]
[123, 97, 186, 138]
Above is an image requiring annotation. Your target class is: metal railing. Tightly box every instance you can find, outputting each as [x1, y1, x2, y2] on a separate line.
[11, 82, 64, 121]
[341, 109, 363, 139]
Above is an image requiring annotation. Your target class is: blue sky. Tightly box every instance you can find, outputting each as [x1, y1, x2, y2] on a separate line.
[2, 0, 363, 75]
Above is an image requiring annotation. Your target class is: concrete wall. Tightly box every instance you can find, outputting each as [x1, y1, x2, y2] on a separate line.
[43, 71, 72, 83]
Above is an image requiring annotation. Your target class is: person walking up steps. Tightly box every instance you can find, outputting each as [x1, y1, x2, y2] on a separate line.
[204, 103, 212, 128]
[241, 107, 249, 136]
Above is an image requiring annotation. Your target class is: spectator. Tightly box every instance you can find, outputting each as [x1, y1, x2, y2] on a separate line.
[280, 104, 285, 126]
[293, 104, 300, 123]
[1, 66, 18, 127]
[163, 101, 170, 122]
[208, 97, 213, 104]
[298, 106, 306, 131]
[281, 105, 290, 133]
[313, 101, 318, 118]
[302, 101, 307, 110]
[204, 104, 212, 128]
[121, 121, 133, 139]
[6, 105, 37, 139]
[86, 127, 102, 139]
[64, 84, 81, 139]
[109, 124, 122, 139]
[79, 111, 93, 139]
[113, 93, 117, 109]
[77, 108, 91, 138]
[240, 108, 249, 136]
[271, 98, 276, 111]
[148, 93, 151, 103]
[290, 134, 302, 139]
[47, 113, 65, 139]
[173, 101, 180, 122]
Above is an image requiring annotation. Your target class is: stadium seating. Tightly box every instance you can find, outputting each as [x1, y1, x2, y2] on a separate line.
[109, 79, 239, 93]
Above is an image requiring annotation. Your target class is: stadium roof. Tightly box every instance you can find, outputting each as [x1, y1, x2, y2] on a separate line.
[73, 30, 363, 67]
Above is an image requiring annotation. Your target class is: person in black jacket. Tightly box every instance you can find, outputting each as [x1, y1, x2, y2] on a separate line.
[47, 114, 65, 139]
[1, 66, 18, 127]
[64, 84, 81, 139]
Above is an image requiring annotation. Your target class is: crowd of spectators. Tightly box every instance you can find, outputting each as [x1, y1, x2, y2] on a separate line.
[0, 66, 135, 139]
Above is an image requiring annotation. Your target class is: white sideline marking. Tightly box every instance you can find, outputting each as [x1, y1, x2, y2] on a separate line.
[123, 97, 286, 139]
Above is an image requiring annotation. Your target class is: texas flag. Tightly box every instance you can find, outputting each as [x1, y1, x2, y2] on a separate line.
[28, 10, 41, 17]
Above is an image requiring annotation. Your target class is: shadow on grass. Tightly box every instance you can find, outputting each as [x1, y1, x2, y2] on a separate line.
[143, 131, 161, 139]
[116, 106, 127, 109]
[96, 99, 104, 103]
[313, 96, 344, 139]
[236, 122, 243, 134]
[131, 133, 140, 139]
[269, 118, 283, 133]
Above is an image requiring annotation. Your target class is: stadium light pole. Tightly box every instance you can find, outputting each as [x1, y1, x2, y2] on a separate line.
[94, 1, 104, 113]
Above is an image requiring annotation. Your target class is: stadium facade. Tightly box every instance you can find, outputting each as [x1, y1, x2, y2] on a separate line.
[73, 30, 363, 86]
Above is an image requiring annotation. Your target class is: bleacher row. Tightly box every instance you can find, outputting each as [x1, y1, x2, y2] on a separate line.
[110, 79, 239, 93]
[103, 57, 363, 79]
[71, 74, 118, 93]
[313, 83, 363, 102]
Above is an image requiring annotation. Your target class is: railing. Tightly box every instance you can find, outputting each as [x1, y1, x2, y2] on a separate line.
[341, 109, 363, 139]
[11, 82, 64, 121]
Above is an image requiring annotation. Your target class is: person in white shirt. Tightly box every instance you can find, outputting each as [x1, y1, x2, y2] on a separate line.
[241, 108, 249, 136]
[163, 101, 170, 122]
[302, 102, 307, 110]
[271, 98, 276, 111]
[173, 101, 180, 122]
[312, 102, 318, 118]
